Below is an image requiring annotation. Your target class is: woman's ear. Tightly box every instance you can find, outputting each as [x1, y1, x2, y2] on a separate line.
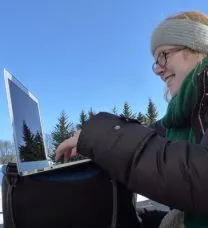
[182, 49, 190, 60]
[197, 53, 207, 63]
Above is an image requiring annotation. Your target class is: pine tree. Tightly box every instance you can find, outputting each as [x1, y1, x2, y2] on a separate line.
[88, 108, 96, 120]
[19, 121, 46, 162]
[146, 98, 158, 125]
[19, 121, 34, 162]
[137, 112, 148, 125]
[76, 110, 88, 130]
[34, 131, 46, 160]
[22, 120, 34, 144]
[112, 106, 119, 115]
[49, 111, 75, 163]
[122, 102, 136, 119]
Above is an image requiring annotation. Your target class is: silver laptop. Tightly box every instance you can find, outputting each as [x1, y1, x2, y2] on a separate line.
[4, 68, 91, 176]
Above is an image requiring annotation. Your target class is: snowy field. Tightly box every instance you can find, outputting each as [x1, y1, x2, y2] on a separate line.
[137, 194, 148, 202]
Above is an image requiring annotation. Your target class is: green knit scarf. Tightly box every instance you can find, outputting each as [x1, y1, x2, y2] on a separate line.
[162, 56, 208, 228]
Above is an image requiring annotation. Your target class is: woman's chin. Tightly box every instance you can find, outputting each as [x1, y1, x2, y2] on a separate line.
[169, 87, 178, 97]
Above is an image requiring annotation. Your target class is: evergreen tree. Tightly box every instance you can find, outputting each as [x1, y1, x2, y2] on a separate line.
[112, 106, 119, 115]
[19, 121, 46, 162]
[34, 131, 45, 159]
[49, 111, 75, 163]
[137, 112, 148, 125]
[146, 98, 158, 125]
[76, 110, 88, 130]
[122, 102, 136, 119]
[22, 121, 34, 142]
[88, 108, 96, 120]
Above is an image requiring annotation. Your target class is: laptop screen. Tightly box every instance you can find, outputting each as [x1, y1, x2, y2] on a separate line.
[4, 69, 49, 174]
[9, 80, 46, 162]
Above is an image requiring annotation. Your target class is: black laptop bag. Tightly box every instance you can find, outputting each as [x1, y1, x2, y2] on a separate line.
[2, 162, 141, 228]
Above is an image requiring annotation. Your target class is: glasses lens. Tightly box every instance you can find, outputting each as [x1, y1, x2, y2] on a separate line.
[152, 47, 186, 73]
[152, 53, 166, 73]
[152, 63, 158, 73]
[157, 52, 166, 66]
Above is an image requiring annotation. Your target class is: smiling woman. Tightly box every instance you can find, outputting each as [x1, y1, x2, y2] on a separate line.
[151, 11, 208, 100]
[153, 45, 207, 99]
[56, 10, 208, 228]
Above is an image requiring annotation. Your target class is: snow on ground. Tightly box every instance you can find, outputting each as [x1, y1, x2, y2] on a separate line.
[137, 194, 149, 202]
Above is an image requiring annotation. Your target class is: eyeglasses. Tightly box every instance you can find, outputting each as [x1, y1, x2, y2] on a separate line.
[152, 47, 186, 74]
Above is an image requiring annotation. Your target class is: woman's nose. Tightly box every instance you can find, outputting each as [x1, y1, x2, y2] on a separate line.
[154, 65, 165, 76]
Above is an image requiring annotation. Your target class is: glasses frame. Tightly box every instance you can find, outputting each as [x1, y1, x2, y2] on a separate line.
[152, 47, 186, 74]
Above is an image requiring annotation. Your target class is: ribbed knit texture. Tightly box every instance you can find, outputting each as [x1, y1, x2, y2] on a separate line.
[151, 19, 208, 55]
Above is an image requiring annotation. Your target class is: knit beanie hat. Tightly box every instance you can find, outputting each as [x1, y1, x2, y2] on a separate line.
[150, 19, 208, 55]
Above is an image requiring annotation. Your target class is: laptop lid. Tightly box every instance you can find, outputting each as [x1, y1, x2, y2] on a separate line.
[4, 68, 49, 174]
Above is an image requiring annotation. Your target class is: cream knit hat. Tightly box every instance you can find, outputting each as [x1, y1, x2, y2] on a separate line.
[151, 19, 208, 55]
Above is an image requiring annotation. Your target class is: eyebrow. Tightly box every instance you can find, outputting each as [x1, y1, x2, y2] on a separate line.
[154, 51, 163, 60]
[155, 49, 171, 60]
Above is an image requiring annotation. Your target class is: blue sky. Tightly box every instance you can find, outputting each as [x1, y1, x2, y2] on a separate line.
[1, 0, 208, 140]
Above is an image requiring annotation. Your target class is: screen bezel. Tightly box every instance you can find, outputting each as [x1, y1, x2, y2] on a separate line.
[4, 68, 49, 173]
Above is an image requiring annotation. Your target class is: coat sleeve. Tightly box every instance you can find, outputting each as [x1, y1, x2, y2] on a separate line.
[77, 112, 208, 213]
[148, 119, 166, 137]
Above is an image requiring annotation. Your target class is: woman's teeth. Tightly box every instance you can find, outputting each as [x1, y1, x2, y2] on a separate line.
[166, 75, 175, 84]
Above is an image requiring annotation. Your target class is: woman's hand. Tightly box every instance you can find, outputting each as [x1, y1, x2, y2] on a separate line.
[55, 130, 81, 163]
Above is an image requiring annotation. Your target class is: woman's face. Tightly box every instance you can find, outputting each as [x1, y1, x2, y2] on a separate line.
[153, 45, 201, 97]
